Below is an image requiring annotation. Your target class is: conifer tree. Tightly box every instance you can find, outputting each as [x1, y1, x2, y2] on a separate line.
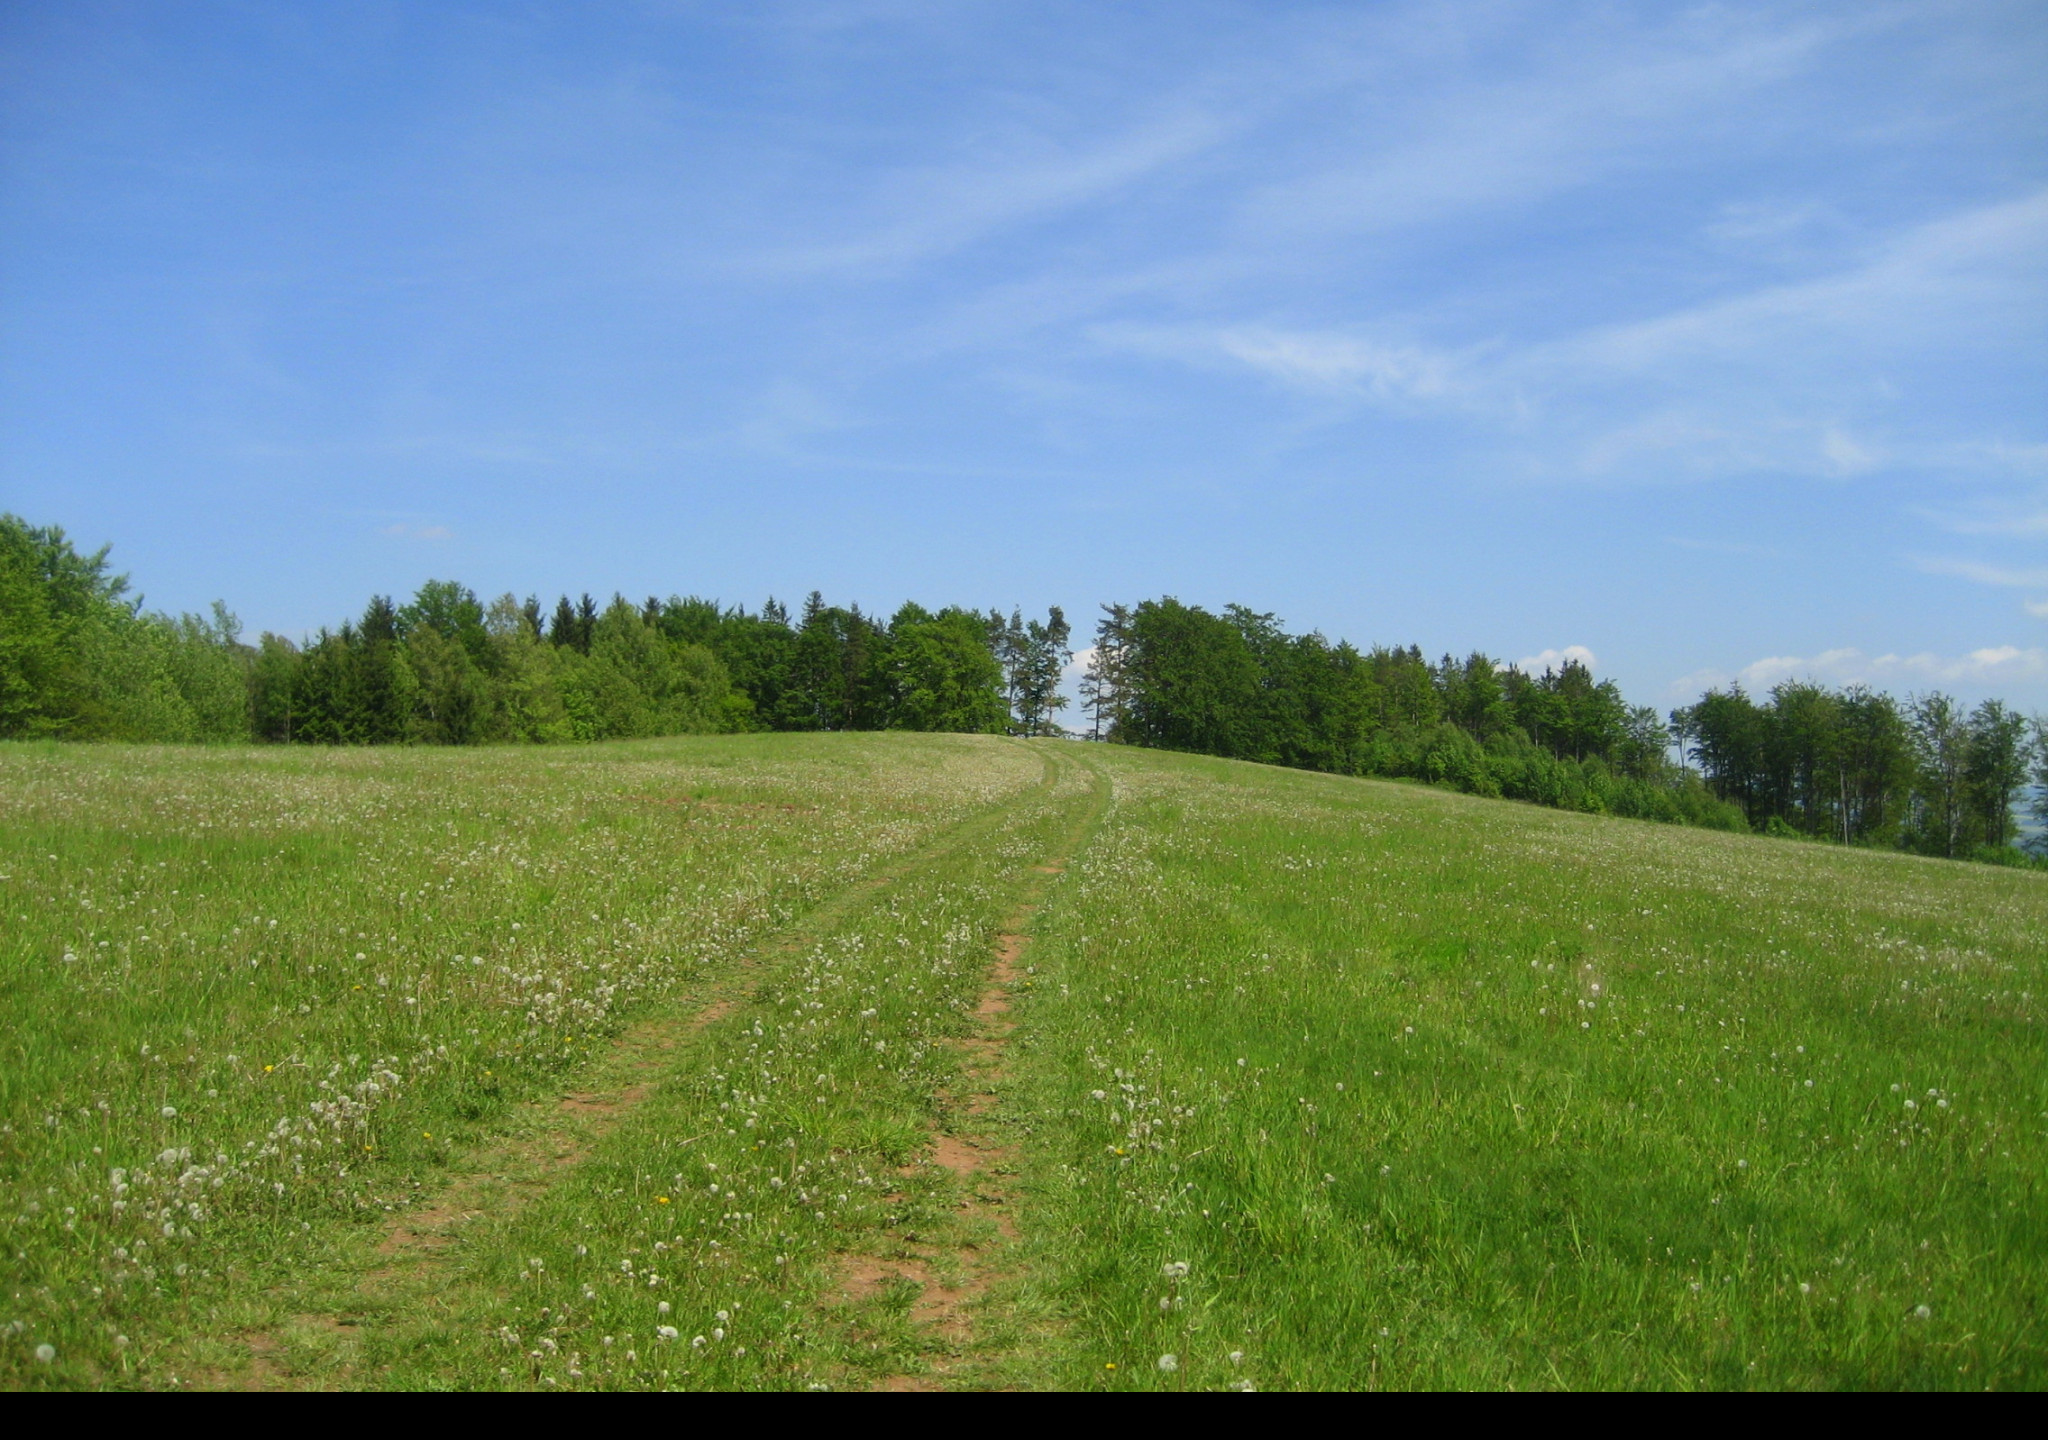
[1016, 606, 1072, 736]
[548, 596, 578, 649]
[1080, 603, 1131, 740]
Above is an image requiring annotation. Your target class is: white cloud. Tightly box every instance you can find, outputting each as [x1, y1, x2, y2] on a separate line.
[1574, 413, 1742, 479]
[1820, 428, 1884, 476]
[2026, 600, 2048, 619]
[1549, 190, 2048, 377]
[1088, 187, 2048, 486]
[1213, 329, 1457, 401]
[1916, 499, 2048, 537]
[1518, 645, 1597, 674]
[742, 109, 1228, 278]
[380, 523, 452, 541]
[1096, 322, 1464, 405]
[1915, 557, 2048, 589]
[1703, 199, 1830, 247]
[1671, 645, 2048, 697]
[1240, 13, 1830, 249]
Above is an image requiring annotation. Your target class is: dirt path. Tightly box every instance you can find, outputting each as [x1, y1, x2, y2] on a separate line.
[839, 753, 1112, 1389]
[197, 746, 1079, 1389]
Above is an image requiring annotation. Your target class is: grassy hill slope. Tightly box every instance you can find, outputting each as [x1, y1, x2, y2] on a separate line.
[1003, 746, 2045, 1388]
[1, 736, 2040, 1389]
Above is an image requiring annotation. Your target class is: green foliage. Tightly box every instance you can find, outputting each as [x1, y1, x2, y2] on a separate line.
[0, 514, 250, 742]
[1106, 597, 1754, 838]
[3, 511, 2036, 861]
[1121, 598, 1265, 757]
[886, 604, 1009, 733]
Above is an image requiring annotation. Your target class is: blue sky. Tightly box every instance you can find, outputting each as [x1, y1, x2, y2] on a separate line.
[3, 0, 2044, 712]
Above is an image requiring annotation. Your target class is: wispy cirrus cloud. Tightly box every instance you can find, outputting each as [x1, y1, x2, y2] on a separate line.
[1096, 186, 2047, 487]
[1235, 10, 1832, 250]
[1092, 322, 1466, 404]
[739, 108, 1230, 279]
[1914, 557, 2048, 589]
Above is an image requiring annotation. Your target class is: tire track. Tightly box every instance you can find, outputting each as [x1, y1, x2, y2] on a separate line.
[213, 744, 1065, 1388]
[842, 748, 1112, 1389]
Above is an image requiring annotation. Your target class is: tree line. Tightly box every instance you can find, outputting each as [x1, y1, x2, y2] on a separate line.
[1079, 597, 2048, 864]
[5, 514, 2043, 863]
[0, 515, 1074, 746]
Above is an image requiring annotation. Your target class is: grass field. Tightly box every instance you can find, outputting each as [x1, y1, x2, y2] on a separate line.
[2, 734, 2042, 1389]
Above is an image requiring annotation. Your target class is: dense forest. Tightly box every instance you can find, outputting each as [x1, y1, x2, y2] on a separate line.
[5, 513, 2043, 864]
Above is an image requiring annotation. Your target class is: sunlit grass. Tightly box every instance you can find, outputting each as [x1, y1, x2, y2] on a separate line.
[0, 733, 1038, 1388]
[1005, 748, 2047, 1389]
[4, 736, 2041, 1389]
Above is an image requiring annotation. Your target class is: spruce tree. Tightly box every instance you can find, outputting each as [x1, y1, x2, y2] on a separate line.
[549, 596, 577, 648]
[1081, 603, 1132, 741]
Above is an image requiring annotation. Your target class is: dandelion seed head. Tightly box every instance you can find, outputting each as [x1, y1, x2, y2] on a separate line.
[1157, 1354, 1179, 1372]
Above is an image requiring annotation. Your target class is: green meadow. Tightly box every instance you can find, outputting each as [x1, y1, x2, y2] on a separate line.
[2, 734, 2042, 1389]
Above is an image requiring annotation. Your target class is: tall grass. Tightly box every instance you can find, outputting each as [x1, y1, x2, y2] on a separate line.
[1006, 746, 2047, 1389]
[4, 736, 2040, 1389]
[0, 734, 1037, 1387]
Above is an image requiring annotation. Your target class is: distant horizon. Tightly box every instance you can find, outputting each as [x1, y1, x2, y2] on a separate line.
[4, 2, 2043, 713]
[16, 507, 2048, 729]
